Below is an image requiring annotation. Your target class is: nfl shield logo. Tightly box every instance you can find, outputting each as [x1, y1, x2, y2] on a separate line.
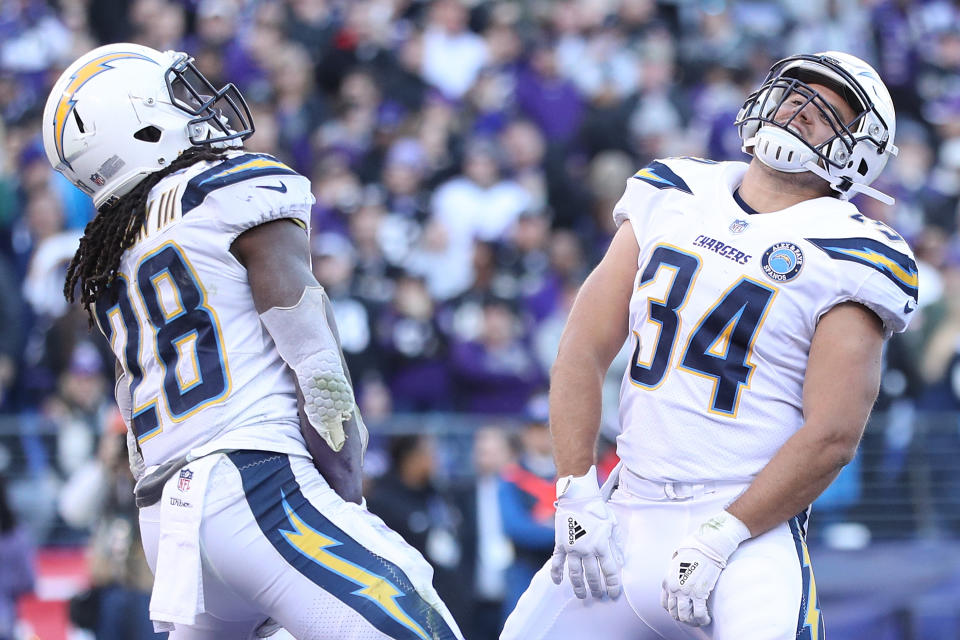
[178, 468, 194, 492]
[89, 172, 106, 186]
[729, 219, 749, 234]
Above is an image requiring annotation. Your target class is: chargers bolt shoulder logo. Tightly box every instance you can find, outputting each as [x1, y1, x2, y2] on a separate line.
[761, 242, 804, 282]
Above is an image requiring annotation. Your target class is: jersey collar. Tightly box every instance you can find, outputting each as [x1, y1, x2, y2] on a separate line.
[732, 187, 762, 216]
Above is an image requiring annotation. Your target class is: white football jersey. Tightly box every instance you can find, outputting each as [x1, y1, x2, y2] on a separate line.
[613, 157, 918, 483]
[94, 151, 315, 467]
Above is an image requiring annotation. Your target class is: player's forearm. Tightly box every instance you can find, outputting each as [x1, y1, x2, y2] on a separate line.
[549, 345, 608, 477]
[725, 423, 859, 536]
[549, 222, 637, 478]
[305, 291, 364, 503]
[300, 388, 363, 504]
[729, 302, 882, 537]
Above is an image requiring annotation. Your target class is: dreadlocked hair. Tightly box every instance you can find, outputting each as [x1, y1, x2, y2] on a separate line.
[64, 147, 229, 322]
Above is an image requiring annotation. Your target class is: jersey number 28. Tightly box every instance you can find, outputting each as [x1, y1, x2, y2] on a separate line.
[95, 243, 229, 442]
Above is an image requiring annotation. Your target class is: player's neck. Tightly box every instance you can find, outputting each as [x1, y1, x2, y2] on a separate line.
[738, 161, 831, 213]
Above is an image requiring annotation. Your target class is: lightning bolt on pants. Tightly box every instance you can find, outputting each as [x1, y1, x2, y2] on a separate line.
[139, 451, 464, 640]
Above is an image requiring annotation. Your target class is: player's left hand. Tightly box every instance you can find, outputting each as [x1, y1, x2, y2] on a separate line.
[661, 510, 751, 627]
[550, 466, 624, 600]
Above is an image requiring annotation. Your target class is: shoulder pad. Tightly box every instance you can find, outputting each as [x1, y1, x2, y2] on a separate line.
[181, 153, 300, 215]
[180, 153, 313, 238]
[631, 159, 694, 195]
[807, 235, 918, 335]
[806, 236, 918, 302]
[614, 157, 732, 232]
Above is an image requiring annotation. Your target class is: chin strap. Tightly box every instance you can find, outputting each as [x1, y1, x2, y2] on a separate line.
[802, 160, 895, 205]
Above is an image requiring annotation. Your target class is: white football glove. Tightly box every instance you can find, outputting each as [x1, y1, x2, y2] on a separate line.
[296, 349, 355, 451]
[661, 510, 751, 627]
[551, 466, 624, 600]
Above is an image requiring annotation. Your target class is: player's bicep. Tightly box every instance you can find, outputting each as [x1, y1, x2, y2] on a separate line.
[230, 218, 317, 313]
[559, 222, 639, 369]
[801, 301, 884, 457]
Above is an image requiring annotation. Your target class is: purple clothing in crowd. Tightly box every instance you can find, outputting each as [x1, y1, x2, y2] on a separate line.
[0, 527, 34, 639]
[521, 272, 563, 324]
[514, 67, 585, 144]
[376, 310, 453, 411]
[389, 360, 453, 412]
[450, 339, 544, 414]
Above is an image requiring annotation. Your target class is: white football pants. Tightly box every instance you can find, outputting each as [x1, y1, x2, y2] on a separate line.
[139, 451, 463, 640]
[501, 467, 823, 640]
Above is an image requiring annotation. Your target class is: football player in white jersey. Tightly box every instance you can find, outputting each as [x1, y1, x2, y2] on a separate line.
[501, 52, 917, 640]
[43, 43, 463, 640]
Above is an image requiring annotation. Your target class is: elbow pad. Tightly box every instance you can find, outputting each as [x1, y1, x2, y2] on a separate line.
[259, 286, 355, 452]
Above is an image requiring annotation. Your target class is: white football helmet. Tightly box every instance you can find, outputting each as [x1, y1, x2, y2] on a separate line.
[735, 51, 898, 204]
[42, 42, 253, 209]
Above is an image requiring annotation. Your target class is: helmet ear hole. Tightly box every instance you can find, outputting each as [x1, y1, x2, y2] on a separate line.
[73, 109, 86, 133]
[134, 126, 162, 142]
[857, 158, 869, 176]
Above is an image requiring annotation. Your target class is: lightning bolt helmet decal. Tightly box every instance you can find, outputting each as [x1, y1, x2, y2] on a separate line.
[51, 51, 159, 170]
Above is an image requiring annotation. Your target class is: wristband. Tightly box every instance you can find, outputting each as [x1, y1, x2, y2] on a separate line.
[556, 465, 600, 501]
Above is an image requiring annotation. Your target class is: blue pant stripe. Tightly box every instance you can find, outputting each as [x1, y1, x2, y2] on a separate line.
[789, 515, 825, 640]
[228, 450, 457, 640]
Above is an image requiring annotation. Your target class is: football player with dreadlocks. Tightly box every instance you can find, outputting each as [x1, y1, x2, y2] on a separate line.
[501, 51, 916, 639]
[44, 43, 463, 640]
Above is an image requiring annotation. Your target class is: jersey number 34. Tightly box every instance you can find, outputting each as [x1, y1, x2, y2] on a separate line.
[630, 245, 777, 417]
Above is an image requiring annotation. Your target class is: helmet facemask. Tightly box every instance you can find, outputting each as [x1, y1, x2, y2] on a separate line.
[165, 53, 253, 146]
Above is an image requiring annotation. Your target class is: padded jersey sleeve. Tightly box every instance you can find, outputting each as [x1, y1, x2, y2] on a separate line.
[807, 232, 919, 338]
[180, 153, 314, 241]
[611, 175, 647, 234]
[613, 159, 695, 244]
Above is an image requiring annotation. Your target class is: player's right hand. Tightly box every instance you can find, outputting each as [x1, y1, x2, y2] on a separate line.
[550, 465, 624, 600]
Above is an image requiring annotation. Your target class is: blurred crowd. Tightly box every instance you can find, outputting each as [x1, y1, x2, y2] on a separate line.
[3, 0, 960, 637]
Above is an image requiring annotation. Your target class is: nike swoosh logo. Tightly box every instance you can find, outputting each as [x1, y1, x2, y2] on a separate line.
[904, 301, 915, 314]
[256, 182, 287, 193]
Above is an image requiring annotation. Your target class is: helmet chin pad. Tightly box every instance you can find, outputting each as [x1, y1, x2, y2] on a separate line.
[749, 126, 816, 173]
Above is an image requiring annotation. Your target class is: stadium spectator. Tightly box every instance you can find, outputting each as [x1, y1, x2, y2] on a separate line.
[498, 403, 555, 621]
[450, 297, 544, 414]
[421, 0, 489, 100]
[0, 473, 34, 640]
[514, 37, 585, 146]
[375, 272, 452, 411]
[60, 412, 161, 639]
[425, 136, 531, 298]
[367, 434, 471, 631]
[463, 425, 514, 639]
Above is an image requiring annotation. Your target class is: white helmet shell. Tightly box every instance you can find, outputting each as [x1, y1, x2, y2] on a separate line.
[42, 43, 253, 208]
[735, 51, 898, 204]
